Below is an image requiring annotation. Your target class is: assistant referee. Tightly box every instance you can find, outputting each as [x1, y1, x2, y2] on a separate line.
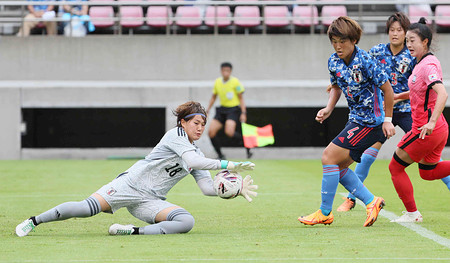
[206, 62, 251, 159]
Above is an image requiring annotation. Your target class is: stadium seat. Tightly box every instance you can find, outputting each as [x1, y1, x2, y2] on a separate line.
[435, 5, 450, 27]
[408, 5, 432, 23]
[204, 6, 232, 27]
[147, 7, 173, 27]
[234, 6, 260, 28]
[264, 6, 290, 27]
[293, 5, 318, 27]
[118, 0, 144, 28]
[89, 6, 115, 28]
[321, 5, 347, 27]
[175, 6, 203, 28]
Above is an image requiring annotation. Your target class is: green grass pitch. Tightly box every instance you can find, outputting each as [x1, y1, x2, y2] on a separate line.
[1, 159, 449, 262]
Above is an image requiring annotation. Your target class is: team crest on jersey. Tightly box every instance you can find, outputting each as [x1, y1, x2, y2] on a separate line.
[397, 57, 410, 74]
[107, 187, 117, 196]
[428, 73, 438, 82]
[351, 65, 363, 83]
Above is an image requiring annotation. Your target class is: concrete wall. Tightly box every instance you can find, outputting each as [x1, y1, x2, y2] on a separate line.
[3, 34, 450, 81]
[0, 89, 21, 159]
[2, 34, 450, 159]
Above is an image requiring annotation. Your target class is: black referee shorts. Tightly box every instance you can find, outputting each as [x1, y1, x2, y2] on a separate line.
[214, 106, 241, 124]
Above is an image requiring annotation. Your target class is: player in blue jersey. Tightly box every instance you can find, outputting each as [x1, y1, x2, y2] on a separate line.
[298, 16, 396, 227]
[16, 101, 258, 237]
[337, 13, 450, 212]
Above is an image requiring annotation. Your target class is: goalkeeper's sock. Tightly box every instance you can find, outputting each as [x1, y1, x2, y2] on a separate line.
[35, 196, 101, 224]
[319, 165, 340, 216]
[349, 147, 378, 200]
[140, 209, 194, 235]
[339, 168, 374, 205]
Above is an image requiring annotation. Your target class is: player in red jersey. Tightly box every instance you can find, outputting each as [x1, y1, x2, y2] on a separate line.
[388, 17, 450, 223]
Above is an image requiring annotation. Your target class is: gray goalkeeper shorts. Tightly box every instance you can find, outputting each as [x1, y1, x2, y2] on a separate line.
[95, 176, 176, 224]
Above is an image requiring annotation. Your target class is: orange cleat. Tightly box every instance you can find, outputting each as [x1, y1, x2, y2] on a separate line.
[337, 197, 356, 212]
[363, 196, 385, 227]
[298, 209, 334, 226]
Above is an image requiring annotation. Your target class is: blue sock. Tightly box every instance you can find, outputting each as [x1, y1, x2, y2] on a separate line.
[319, 165, 340, 216]
[439, 159, 450, 191]
[348, 147, 379, 200]
[339, 168, 374, 205]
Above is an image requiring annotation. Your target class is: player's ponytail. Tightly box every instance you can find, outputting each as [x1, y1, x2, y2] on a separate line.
[408, 17, 433, 49]
[174, 101, 207, 127]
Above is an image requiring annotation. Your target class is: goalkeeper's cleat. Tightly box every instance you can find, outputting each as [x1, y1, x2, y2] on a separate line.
[298, 209, 334, 226]
[337, 197, 356, 212]
[109, 224, 135, 235]
[363, 196, 385, 227]
[16, 218, 36, 237]
[390, 211, 423, 223]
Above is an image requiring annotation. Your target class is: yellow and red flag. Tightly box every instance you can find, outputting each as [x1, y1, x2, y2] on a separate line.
[241, 123, 275, 149]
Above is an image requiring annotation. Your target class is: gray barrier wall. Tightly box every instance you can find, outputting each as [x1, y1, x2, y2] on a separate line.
[2, 34, 450, 159]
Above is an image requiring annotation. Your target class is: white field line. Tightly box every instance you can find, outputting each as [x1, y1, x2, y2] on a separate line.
[340, 193, 450, 249]
[4, 258, 450, 262]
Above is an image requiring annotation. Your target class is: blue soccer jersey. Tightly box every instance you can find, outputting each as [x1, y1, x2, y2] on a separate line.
[328, 46, 389, 127]
[369, 43, 416, 113]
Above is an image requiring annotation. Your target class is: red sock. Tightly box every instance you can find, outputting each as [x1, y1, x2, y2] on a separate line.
[419, 161, 450, 180]
[389, 155, 417, 212]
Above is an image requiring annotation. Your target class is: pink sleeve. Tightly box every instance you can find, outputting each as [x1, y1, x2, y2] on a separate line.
[423, 64, 442, 87]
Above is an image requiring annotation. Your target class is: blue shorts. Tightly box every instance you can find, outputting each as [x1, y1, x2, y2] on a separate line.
[332, 121, 387, 163]
[393, 111, 412, 133]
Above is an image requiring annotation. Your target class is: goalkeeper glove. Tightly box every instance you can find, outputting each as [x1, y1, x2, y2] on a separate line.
[220, 160, 255, 173]
[240, 175, 258, 202]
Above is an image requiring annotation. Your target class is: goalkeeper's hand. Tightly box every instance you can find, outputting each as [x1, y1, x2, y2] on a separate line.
[221, 161, 255, 173]
[240, 175, 258, 202]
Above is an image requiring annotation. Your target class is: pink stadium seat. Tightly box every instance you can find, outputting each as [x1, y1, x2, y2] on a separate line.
[234, 6, 260, 28]
[293, 5, 318, 27]
[408, 5, 432, 23]
[435, 5, 450, 27]
[89, 6, 115, 28]
[321, 5, 347, 27]
[205, 6, 232, 27]
[264, 6, 289, 27]
[147, 7, 173, 27]
[118, 0, 144, 28]
[175, 6, 202, 28]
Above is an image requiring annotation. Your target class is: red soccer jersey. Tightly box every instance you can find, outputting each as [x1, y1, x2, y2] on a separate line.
[408, 53, 447, 132]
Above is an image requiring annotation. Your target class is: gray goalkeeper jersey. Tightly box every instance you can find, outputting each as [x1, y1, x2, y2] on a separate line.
[121, 127, 211, 200]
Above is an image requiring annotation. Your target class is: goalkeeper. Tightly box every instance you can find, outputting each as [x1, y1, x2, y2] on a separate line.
[16, 101, 258, 237]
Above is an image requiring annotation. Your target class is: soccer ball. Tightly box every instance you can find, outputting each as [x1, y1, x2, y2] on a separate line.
[213, 170, 243, 199]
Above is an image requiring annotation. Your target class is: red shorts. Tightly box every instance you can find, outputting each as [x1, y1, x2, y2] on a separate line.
[398, 127, 448, 163]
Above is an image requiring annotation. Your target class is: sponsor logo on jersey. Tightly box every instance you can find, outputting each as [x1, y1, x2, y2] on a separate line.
[336, 72, 341, 77]
[107, 187, 117, 196]
[412, 75, 416, 83]
[428, 73, 438, 82]
[380, 59, 387, 64]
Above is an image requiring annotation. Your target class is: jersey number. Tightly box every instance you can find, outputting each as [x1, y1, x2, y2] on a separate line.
[347, 127, 359, 139]
[391, 72, 398, 86]
[166, 163, 182, 177]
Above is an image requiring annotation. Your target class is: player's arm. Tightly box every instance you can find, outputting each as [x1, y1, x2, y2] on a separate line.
[238, 93, 247, 123]
[379, 81, 396, 138]
[181, 151, 255, 172]
[194, 172, 217, 196]
[316, 84, 341, 124]
[419, 82, 448, 139]
[394, 91, 410, 104]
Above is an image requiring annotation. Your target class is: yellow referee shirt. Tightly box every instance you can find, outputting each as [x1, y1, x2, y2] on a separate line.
[213, 76, 244, 108]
